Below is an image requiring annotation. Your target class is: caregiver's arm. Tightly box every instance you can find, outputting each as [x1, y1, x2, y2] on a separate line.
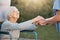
[46, 10, 60, 24]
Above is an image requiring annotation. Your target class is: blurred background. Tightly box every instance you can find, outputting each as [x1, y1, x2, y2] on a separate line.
[11, 0, 58, 40]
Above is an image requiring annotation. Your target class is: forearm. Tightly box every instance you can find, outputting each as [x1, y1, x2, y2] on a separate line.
[46, 15, 60, 24]
[18, 20, 37, 31]
[46, 10, 60, 24]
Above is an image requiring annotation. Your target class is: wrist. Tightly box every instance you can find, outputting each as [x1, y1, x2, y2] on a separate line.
[31, 19, 35, 24]
[45, 18, 52, 24]
[45, 19, 49, 24]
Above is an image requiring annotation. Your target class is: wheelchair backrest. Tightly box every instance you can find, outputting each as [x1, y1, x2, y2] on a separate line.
[0, 22, 3, 30]
[0, 24, 1, 30]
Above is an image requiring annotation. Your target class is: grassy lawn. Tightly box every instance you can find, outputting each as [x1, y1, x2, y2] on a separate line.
[20, 24, 59, 40]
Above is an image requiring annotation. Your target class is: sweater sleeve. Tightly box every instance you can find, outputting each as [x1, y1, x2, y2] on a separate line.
[1, 21, 20, 31]
[18, 20, 37, 31]
[1, 20, 37, 31]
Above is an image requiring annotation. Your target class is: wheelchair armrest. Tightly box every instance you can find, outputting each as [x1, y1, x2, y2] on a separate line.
[0, 31, 9, 35]
[20, 30, 35, 32]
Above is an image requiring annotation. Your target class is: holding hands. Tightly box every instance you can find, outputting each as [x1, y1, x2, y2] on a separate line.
[32, 16, 47, 26]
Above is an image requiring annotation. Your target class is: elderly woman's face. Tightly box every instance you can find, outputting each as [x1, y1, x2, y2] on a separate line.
[9, 9, 19, 22]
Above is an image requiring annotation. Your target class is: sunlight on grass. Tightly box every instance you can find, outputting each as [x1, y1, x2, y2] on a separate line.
[19, 0, 48, 11]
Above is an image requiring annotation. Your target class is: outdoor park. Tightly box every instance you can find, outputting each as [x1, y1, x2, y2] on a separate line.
[11, 0, 58, 40]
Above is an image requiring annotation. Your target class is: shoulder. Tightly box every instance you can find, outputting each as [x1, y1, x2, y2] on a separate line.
[1, 20, 12, 30]
[3, 20, 11, 24]
[2, 20, 12, 27]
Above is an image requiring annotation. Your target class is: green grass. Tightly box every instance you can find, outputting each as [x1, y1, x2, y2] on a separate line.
[20, 24, 59, 40]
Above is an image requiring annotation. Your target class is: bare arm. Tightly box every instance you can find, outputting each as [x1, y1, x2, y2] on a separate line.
[46, 10, 60, 24]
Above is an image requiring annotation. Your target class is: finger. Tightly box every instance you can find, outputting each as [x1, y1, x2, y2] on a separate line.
[38, 21, 46, 25]
[35, 21, 39, 25]
[34, 21, 39, 25]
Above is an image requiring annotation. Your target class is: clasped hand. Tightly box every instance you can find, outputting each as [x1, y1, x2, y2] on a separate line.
[32, 16, 47, 26]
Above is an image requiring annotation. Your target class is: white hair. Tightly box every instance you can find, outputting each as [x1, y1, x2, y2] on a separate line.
[4, 6, 19, 20]
[7, 6, 19, 20]
[10, 6, 19, 14]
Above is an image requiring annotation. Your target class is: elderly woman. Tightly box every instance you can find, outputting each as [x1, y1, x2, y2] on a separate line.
[1, 6, 43, 40]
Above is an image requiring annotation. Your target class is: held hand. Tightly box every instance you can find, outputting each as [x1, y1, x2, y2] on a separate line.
[32, 16, 44, 23]
[38, 19, 47, 26]
[32, 16, 45, 25]
[34, 16, 47, 26]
